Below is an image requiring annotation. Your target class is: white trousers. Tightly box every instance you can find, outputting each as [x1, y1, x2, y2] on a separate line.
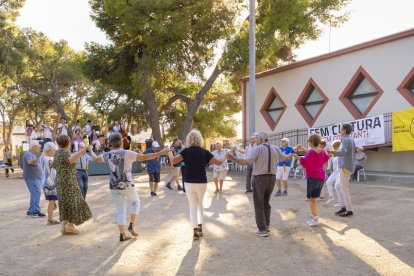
[73, 141, 79, 152]
[185, 183, 207, 228]
[325, 171, 339, 198]
[92, 140, 101, 149]
[335, 169, 353, 211]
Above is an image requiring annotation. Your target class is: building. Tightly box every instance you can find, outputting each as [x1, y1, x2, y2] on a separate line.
[242, 29, 414, 174]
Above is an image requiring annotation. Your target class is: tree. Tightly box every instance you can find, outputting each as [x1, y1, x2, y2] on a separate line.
[88, 0, 350, 141]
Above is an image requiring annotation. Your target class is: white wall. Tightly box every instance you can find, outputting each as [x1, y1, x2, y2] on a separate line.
[365, 147, 413, 174]
[245, 35, 414, 133]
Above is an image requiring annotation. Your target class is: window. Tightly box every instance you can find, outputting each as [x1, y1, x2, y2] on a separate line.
[260, 87, 287, 131]
[295, 78, 329, 127]
[397, 67, 414, 106]
[339, 66, 384, 119]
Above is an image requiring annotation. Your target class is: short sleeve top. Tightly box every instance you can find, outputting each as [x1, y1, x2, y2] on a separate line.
[180, 146, 214, 183]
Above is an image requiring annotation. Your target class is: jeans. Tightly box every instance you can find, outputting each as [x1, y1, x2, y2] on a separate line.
[76, 170, 89, 199]
[252, 175, 276, 231]
[246, 166, 253, 191]
[110, 186, 140, 226]
[24, 178, 42, 214]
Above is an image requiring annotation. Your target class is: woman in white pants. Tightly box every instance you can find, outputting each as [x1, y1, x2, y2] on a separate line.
[169, 129, 225, 240]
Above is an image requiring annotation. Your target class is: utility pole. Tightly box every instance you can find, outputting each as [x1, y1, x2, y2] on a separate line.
[248, 0, 256, 135]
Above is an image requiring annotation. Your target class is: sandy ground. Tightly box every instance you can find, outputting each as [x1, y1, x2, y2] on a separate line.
[0, 169, 413, 276]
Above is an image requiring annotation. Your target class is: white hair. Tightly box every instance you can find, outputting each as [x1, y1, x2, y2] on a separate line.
[185, 129, 204, 148]
[43, 142, 58, 152]
[30, 140, 40, 148]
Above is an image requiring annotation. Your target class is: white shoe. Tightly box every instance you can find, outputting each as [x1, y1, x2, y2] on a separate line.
[325, 197, 335, 205]
[307, 218, 321, 227]
[334, 202, 342, 207]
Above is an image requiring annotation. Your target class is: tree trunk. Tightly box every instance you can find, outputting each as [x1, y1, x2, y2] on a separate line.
[179, 65, 222, 140]
[145, 89, 162, 143]
[51, 71, 67, 120]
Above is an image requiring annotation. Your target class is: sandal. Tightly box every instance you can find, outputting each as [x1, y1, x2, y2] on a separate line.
[120, 233, 131, 242]
[47, 219, 60, 225]
[128, 223, 139, 237]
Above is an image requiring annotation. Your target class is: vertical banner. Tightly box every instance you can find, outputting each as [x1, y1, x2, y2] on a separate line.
[309, 115, 385, 147]
[392, 108, 414, 152]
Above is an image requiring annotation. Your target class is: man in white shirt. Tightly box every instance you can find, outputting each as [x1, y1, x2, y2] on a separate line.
[112, 120, 121, 133]
[71, 120, 82, 134]
[83, 120, 92, 137]
[41, 123, 54, 151]
[31, 126, 41, 141]
[75, 142, 93, 199]
[57, 118, 68, 136]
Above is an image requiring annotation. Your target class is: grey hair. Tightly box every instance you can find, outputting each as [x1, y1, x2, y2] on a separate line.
[30, 140, 40, 148]
[109, 132, 122, 148]
[43, 142, 58, 152]
[185, 129, 204, 148]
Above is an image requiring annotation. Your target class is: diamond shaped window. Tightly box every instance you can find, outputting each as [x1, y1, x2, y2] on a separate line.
[260, 87, 287, 131]
[397, 67, 414, 106]
[339, 66, 384, 119]
[295, 78, 329, 127]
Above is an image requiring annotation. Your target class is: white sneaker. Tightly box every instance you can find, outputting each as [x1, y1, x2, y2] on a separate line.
[334, 202, 342, 207]
[307, 218, 321, 227]
[325, 197, 335, 205]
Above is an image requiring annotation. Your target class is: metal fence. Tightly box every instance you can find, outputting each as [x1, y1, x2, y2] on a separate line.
[246, 112, 393, 149]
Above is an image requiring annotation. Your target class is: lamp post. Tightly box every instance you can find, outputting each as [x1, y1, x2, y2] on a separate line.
[248, 0, 256, 135]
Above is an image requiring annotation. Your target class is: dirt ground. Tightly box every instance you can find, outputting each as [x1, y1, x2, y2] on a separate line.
[0, 169, 413, 276]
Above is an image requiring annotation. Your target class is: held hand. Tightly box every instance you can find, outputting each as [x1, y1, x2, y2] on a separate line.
[327, 150, 335, 155]
[160, 148, 171, 155]
[226, 151, 233, 160]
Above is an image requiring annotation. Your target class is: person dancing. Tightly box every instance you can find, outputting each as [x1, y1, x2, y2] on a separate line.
[211, 142, 228, 194]
[168, 129, 225, 240]
[54, 135, 92, 235]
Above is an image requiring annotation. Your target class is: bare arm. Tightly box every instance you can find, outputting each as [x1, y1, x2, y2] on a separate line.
[137, 148, 170, 161]
[210, 156, 226, 166]
[89, 149, 105, 163]
[169, 152, 184, 164]
[69, 147, 88, 164]
[227, 152, 251, 166]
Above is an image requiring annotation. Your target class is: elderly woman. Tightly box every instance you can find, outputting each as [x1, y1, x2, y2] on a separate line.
[90, 133, 170, 241]
[211, 142, 228, 194]
[40, 142, 60, 225]
[53, 135, 92, 235]
[168, 129, 225, 241]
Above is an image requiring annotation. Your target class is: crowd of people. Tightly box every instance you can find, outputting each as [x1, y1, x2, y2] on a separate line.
[19, 117, 365, 241]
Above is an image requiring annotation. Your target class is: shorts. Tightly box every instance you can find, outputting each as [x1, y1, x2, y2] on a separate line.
[276, 166, 292, 181]
[213, 170, 227, 180]
[148, 172, 160, 183]
[307, 178, 324, 199]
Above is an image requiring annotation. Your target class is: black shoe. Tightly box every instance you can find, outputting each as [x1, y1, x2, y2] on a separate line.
[338, 211, 353, 217]
[177, 185, 183, 191]
[153, 192, 158, 197]
[27, 211, 33, 216]
[166, 183, 172, 190]
[150, 192, 155, 196]
[245, 190, 253, 194]
[335, 208, 346, 215]
[195, 224, 203, 236]
[34, 212, 46, 217]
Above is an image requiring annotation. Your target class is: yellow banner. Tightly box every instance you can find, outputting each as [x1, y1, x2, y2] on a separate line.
[392, 108, 414, 152]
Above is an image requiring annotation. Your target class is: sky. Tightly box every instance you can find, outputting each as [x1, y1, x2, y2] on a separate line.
[15, 0, 414, 138]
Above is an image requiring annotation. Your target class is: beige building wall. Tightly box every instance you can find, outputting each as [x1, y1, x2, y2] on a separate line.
[243, 30, 414, 174]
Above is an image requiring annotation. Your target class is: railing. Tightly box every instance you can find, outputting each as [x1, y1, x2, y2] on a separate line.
[246, 112, 393, 148]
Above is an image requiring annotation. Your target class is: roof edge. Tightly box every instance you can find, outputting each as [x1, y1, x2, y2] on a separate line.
[241, 28, 414, 82]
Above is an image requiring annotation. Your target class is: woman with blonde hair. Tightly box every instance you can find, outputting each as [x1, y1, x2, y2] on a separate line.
[168, 129, 225, 240]
[40, 142, 60, 225]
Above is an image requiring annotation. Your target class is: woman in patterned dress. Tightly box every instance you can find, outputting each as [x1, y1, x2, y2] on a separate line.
[211, 142, 229, 193]
[54, 135, 92, 235]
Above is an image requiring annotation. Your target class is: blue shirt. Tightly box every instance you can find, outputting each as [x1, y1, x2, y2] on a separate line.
[277, 146, 294, 167]
[144, 148, 161, 173]
[23, 151, 42, 180]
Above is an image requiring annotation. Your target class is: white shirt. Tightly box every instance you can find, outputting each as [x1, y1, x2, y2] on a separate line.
[112, 125, 121, 133]
[43, 126, 53, 139]
[83, 124, 92, 136]
[31, 131, 40, 140]
[212, 150, 228, 171]
[58, 123, 68, 136]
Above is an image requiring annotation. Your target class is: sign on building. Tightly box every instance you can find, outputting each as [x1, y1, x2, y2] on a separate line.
[308, 115, 385, 147]
[392, 108, 414, 152]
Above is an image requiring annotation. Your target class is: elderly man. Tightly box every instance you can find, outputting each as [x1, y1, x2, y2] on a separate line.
[144, 141, 162, 197]
[22, 141, 45, 218]
[227, 131, 291, 237]
[75, 142, 93, 199]
[351, 146, 366, 181]
[275, 137, 294, 197]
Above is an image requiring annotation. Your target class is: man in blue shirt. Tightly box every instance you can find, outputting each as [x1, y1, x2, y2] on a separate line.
[23, 141, 45, 217]
[144, 141, 161, 197]
[275, 137, 294, 196]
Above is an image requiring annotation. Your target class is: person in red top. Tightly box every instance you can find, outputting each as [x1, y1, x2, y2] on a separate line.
[294, 134, 330, 227]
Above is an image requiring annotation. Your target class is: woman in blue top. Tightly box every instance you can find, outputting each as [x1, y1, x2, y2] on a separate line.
[40, 142, 59, 225]
[169, 129, 225, 240]
[275, 137, 294, 196]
